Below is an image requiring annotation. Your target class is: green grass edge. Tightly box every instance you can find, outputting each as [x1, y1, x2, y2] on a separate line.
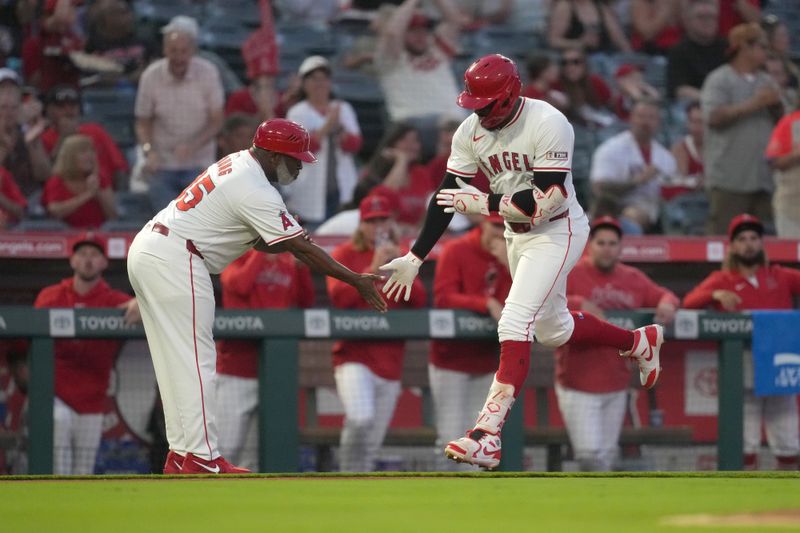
[2, 471, 799, 481]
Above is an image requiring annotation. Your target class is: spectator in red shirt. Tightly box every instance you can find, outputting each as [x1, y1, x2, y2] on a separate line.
[356, 123, 434, 231]
[34, 233, 140, 475]
[215, 249, 315, 471]
[0, 166, 27, 228]
[629, 0, 682, 55]
[41, 85, 129, 189]
[667, 101, 705, 200]
[21, 0, 85, 92]
[429, 214, 512, 470]
[555, 47, 614, 127]
[522, 54, 568, 111]
[557, 217, 678, 471]
[683, 214, 800, 470]
[327, 196, 427, 471]
[42, 134, 117, 228]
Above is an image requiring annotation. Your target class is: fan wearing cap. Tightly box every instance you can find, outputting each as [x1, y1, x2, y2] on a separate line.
[701, 22, 782, 235]
[127, 118, 386, 475]
[284, 55, 363, 224]
[381, 53, 668, 469]
[428, 213, 512, 470]
[556, 216, 678, 471]
[134, 15, 225, 212]
[215, 249, 315, 471]
[20, 0, 85, 92]
[40, 85, 129, 189]
[34, 233, 140, 475]
[327, 195, 426, 471]
[374, 0, 464, 122]
[684, 214, 800, 469]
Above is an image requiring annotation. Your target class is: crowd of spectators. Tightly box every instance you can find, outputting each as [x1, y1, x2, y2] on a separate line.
[0, 0, 796, 237]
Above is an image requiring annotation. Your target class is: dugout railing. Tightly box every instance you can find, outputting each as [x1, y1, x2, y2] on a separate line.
[0, 307, 749, 474]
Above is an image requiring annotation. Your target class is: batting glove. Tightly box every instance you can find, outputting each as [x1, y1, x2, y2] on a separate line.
[436, 177, 490, 216]
[379, 251, 423, 302]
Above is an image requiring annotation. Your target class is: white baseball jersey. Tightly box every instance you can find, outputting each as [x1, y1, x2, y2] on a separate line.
[152, 150, 303, 274]
[446, 97, 585, 221]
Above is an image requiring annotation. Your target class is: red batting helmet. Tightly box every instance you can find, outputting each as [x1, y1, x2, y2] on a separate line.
[252, 119, 317, 163]
[458, 54, 522, 129]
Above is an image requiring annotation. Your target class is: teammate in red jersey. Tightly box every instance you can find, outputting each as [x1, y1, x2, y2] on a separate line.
[683, 214, 800, 469]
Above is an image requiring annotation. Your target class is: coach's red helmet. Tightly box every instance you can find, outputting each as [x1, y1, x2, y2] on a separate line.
[252, 119, 317, 163]
[458, 54, 522, 129]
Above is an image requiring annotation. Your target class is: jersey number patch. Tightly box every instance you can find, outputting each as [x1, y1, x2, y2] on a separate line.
[176, 172, 216, 211]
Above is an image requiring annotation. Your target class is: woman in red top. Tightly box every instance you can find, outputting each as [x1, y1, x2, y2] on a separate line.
[667, 101, 705, 200]
[42, 134, 117, 228]
[555, 47, 613, 127]
[683, 214, 800, 470]
[327, 196, 427, 471]
[355, 123, 434, 231]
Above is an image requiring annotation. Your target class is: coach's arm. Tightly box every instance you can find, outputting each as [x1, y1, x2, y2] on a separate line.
[256, 234, 387, 312]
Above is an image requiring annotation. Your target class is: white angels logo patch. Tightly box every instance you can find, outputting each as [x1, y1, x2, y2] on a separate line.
[545, 151, 569, 160]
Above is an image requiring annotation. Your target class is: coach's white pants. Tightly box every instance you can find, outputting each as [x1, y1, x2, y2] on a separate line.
[498, 216, 589, 346]
[555, 384, 627, 471]
[216, 374, 259, 471]
[334, 362, 401, 472]
[53, 398, 103, 475]
[428, 364, 493, 471]
[744, 392, 799, 457]
[127, 225, 219, 460]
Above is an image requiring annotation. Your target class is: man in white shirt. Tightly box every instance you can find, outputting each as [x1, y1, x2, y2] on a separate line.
[590, 99, 677, 234]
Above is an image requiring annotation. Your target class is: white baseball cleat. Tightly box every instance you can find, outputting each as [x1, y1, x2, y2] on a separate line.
[444, 429, 502, 470]
[620, 324, 664, 389]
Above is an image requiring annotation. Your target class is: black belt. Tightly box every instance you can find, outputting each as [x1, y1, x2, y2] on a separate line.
[507, 210, 569, 234]
[151, 222, 204, 259]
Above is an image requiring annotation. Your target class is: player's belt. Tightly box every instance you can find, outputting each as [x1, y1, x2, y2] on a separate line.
[507, 210, 569, 234]
[151, 222, 205, 259]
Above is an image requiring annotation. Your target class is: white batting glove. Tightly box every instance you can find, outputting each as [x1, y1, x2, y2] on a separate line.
[379, 251, 423, 302]
[436, 177, 490, 216]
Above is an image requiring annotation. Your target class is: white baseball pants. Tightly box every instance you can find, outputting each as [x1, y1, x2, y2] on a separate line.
[53, 398, 103, 475]
[334, 362, 401, 472]
[497, 215, 590, 346]
[216, 374, 259, 470]
[744, 392, 799, 458]
[555, 384, 628, 471]
[428, 364, 493, 471]
[127, 224, 219, 460]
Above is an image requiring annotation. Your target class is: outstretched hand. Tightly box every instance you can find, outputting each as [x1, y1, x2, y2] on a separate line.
[353, 273, 388, 312]
[379, 252, 423, 302]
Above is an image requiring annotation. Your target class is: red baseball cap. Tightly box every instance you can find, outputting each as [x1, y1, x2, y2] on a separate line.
[359, 195, 391, 221]
[727, 213, 763, 241]
[590, 215, 623, 237]
[71, 231, 106, 255]
[614, 63, 642, 79]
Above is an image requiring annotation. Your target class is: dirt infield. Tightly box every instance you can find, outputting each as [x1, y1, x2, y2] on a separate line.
[663, 509, 800, 528]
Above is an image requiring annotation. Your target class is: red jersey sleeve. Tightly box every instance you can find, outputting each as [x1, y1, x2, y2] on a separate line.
[682, 272, 726, 309]
[327, 245, 366, 309]
[294, 263, 316, 308]
[33, 285, 61, 308]
[433, 242, 490, 313]
[765, 114, 793, 159]
[776, 265, 800, 297]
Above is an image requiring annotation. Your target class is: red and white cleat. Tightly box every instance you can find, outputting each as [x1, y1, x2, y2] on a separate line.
[444, 429, 502, 470]
[163, 450, 185, 474]
[621, 324, 664, 389]
[179, 453, 251, 474]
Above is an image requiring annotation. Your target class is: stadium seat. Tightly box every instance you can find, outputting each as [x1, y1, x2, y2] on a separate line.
[660, 191, 710, 236]
[116, 191, 153, 221]
[81, 88, 136, 118]
[100, 219, 150, 232]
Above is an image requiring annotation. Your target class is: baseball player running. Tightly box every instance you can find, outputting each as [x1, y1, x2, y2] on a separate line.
[128, 119, 387, 474]
[380, 54, 665, 469]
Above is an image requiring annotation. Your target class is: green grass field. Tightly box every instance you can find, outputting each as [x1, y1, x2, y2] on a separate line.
[2, 472, 799, 532]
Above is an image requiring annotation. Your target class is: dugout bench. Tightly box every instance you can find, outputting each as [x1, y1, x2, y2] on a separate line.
[0, 307, 746, 474]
